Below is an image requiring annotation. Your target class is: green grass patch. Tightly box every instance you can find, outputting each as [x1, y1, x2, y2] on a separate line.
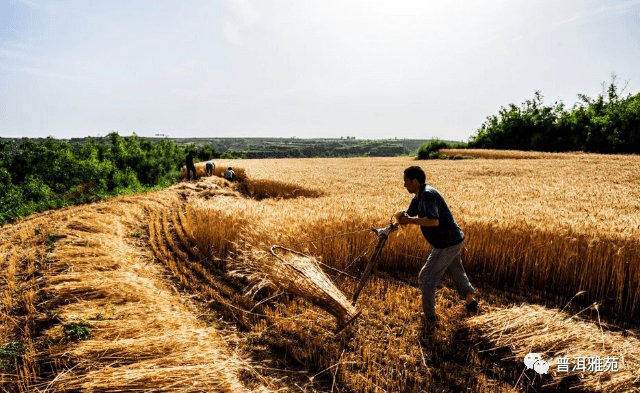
[63, 318, 92, 340]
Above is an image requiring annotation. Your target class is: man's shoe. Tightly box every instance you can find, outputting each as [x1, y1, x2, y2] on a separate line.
[465, 300, 478, 313]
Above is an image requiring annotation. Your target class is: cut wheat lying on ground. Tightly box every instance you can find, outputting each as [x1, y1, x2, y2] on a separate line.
[0, 192, 290, 392]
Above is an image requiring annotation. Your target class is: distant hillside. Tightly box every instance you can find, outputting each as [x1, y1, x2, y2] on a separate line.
[1, 136, 442, 158]
[140, 137, 433, 158]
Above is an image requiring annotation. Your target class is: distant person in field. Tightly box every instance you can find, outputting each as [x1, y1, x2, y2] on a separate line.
[185, 151, 197, 181]
[394, 166, 477, 327]
[205, 160, 215, 177]
[224, 167, 235, 181]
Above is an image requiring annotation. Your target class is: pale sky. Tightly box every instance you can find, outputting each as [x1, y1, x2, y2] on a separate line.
[1, 0, 639, 141]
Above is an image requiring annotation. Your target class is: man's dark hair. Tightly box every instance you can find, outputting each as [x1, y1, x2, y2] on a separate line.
[404, 166, 426, 184]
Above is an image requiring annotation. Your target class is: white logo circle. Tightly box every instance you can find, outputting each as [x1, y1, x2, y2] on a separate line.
[524, 353, 541, 370]
[534, 360, 550, 374]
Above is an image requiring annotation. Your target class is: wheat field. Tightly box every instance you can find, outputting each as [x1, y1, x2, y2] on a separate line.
[195, 154, 640, 316]
[2, 152, 640, 392]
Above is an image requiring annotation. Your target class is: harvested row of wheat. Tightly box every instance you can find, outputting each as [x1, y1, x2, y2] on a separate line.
[148, 196, 350, 391]
[0, 215, 56, 392]
[0, 193, 272, 393]
[467, 304, 640, 392]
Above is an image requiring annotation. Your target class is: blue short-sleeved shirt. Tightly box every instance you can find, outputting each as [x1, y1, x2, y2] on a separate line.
[406, 185, 464, 248]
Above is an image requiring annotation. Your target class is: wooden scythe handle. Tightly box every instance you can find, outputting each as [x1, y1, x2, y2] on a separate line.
[351, 224, 395, 304]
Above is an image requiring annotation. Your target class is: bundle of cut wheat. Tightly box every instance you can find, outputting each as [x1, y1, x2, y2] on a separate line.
[230, 245, 360, 334]
[467, 304, 640, 392]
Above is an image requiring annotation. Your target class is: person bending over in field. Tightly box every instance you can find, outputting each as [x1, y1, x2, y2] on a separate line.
[394, 166, 477, 327]
[205, 160, 216, 177]
[186, 151, 197, 181]
[224, 167, 235, 181]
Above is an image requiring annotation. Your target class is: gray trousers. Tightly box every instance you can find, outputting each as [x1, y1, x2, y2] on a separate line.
[418, 240, 475, 317]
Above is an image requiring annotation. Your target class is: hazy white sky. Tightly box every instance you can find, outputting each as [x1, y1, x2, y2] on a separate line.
[1, 0, 639, 141]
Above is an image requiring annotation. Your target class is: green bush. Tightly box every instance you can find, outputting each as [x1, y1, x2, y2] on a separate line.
[417, 139, 451, 159]
[111, 167, 142, 193]
[0, 169, 25, 223]
[194, 143, 220, 162]
[21, 175, 52, 201]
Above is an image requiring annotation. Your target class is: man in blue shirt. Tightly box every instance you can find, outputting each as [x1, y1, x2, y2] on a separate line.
[395, 166, 477, 325]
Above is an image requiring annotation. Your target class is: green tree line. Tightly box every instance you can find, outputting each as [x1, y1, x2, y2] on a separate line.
[468, 75, 640, 153]
[0, 132, 221, 226]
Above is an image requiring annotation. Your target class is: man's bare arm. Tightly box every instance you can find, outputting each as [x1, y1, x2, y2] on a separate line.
[394, 211, 439, 227]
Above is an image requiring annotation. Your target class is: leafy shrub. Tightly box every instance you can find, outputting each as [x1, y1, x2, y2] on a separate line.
[194, 143, 220, 161]
[417, 139, 451, 159]
[21, 175, 52, 201]
[0, 169, 25, 223]
[111, 167, 142, 193]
